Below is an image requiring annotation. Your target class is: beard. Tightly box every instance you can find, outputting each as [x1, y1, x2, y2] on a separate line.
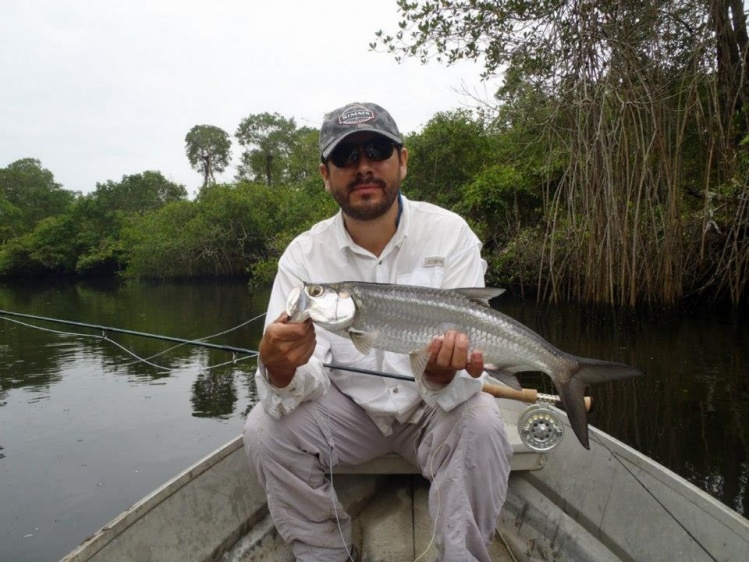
[331, 175, 401, 221]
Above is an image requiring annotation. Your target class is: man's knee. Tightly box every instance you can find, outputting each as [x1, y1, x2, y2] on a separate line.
[242, 404, 273, 480]
[459, 393, 512, 467]
[242, 401, 327, 478]
[461, 392, 506, 432]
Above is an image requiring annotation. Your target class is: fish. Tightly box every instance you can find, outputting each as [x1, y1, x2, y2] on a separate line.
[285, 281, 643, 449]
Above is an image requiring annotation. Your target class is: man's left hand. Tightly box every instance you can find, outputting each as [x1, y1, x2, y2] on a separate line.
[423, 330, 484, 385]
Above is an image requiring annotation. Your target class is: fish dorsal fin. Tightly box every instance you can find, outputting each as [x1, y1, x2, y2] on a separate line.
[348, 328, 378, 355]
[409, 347, 432, 378]
[453, 287, 505, 307]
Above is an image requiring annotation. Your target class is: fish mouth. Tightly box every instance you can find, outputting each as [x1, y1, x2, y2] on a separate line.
[285, 283, 357, 330]
[285, 285, 309, 322]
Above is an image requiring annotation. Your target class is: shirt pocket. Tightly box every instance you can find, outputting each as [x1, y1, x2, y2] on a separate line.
[397, 265, 445, 288]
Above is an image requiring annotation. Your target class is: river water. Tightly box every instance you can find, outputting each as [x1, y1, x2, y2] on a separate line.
[0, 280, 747, 561]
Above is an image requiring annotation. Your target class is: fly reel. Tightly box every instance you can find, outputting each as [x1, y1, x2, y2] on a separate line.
[517, 403, 564, 452]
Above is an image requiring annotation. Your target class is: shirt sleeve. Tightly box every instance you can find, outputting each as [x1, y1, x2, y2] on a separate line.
[255, 250, 331, 418]
[254, 359, 329, 419]
[415, 369, 485, 411]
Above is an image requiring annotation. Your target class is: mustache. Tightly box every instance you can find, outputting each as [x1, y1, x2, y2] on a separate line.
[347, 176, 387, 191]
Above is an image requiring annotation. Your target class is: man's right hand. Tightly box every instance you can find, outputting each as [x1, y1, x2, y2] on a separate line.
[259, 312, 317, 388]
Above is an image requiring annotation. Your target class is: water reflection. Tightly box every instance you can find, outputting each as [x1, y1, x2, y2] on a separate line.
[192, 370, 238, 418]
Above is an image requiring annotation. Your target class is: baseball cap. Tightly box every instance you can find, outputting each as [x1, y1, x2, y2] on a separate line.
[319, 102, 403, 159]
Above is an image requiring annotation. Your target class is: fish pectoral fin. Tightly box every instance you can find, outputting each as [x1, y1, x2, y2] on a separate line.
[484, 367, 522, 390]
[409, 347, 432, 378]
[453, 287, 506, 307]
[348, 329, 378, 355]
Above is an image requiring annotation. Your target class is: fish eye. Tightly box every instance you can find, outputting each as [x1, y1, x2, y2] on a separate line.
[306, 285, 324, 297]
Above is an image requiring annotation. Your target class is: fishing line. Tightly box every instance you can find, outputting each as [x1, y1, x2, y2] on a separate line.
[101, 333, 177, 373]
[328, 466, 355, 562]
[413, 441, 443, 562]
[322, 401, 357, 562]
[0, 308, 417, 383]
[120, 312, 266, 366]
[413, 401, 501, 561]
[1, 315, 168, 374]
[1, 315, 165, 382]
[495, 529, 520, 562]
[1, 314, 95, 341]
[0, 311, 261, 375]
[0, 309, 260, 355]
[588, 431, 719, 562]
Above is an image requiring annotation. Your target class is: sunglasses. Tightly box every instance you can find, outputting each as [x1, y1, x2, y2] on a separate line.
[328, 137, 398, 168]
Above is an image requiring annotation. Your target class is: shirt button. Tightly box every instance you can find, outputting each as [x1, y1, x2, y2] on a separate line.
[392, 386, 399, 394]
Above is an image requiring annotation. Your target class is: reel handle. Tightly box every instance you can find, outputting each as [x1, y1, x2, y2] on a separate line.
[482, 382, 593, 412]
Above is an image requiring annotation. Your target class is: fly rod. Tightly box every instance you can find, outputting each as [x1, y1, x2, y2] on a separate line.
[328, 362, 592, 411]
[0, 309, 257, 355]
[0, 309, 590, 410]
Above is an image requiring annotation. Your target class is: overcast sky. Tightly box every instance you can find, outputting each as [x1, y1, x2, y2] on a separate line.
[1, 0, 497, 197]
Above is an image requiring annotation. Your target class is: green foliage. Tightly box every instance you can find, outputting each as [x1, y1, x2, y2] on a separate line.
[405, 108, 547, 251]
[285, 127, 323, 189]
[402, 110, 493, 208]
[91, 171, 187, 214]
[458, 165, 540, 238]
[0, 158, 73, 239]
[0, 214, 80, 277]
[120, 200, 201, 278]
[235, 112, 314, 186]
[74, 171, 187, 275]
[185, 125, 232, 188]
[485, 225, 546, 290]
[0, 139, 334, 281]
[0, 170, 187, 278]
[122, 181, 335, 281]
[0, 198, 22, 243]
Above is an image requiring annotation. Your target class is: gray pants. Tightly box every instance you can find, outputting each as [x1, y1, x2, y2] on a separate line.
[243, 384, 512, 562]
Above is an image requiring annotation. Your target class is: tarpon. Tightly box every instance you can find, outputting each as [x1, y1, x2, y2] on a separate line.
[286, 281, 643, 449]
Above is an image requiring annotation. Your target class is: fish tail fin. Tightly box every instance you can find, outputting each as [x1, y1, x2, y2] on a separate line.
[556, 357, 643, 449]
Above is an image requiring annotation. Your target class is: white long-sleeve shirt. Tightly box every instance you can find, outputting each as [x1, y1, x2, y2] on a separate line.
[256, 195, 488, 435]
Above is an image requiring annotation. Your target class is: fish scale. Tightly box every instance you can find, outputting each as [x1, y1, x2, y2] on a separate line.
[350, 283, 557, 373]
[286, 281, 643, 448]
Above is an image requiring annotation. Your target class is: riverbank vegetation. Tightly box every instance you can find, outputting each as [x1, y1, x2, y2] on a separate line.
[1, 1, 748, 308]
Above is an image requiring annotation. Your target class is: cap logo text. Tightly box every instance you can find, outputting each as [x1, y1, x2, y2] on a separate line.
[339, 105, 375, 126]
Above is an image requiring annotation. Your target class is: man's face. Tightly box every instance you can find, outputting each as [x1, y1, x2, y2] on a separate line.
[319, 132, 408, 222]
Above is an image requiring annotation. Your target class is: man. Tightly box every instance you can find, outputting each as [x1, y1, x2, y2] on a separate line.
[243, 102, 512, 562]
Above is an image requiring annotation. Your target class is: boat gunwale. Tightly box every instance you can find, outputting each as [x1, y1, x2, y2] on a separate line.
[585, 425, 749, 534]
[511, 421, 749, 562]
[61, 436, 245, 562]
